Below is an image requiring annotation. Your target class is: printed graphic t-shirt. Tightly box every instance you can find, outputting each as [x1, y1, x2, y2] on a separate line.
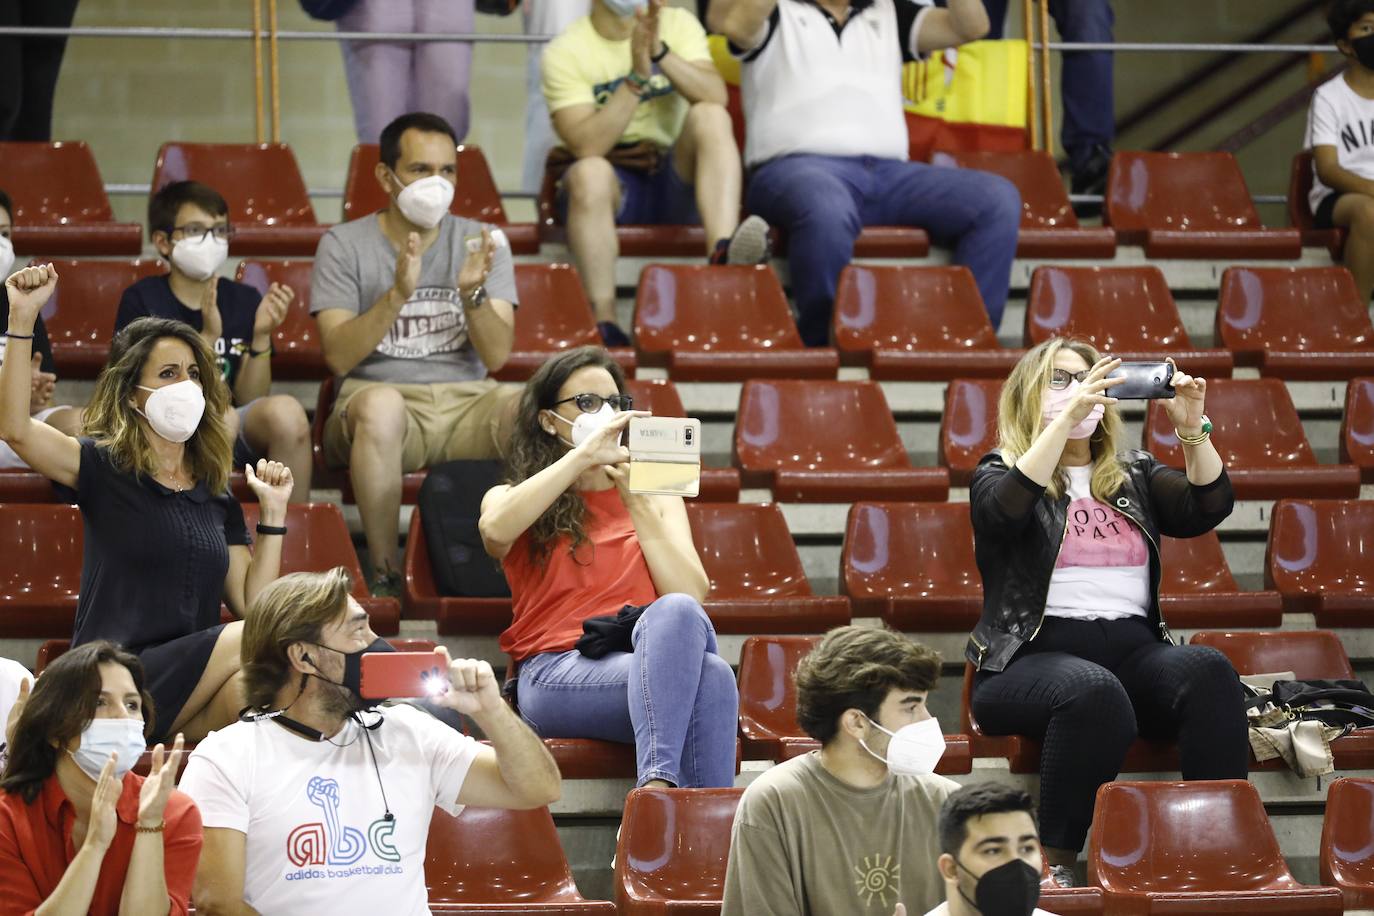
[178, 703, 480, 916]
[309, 212, 519, 384]
[1306, 72, 1374, 212]
[541, 10, 713, 150]
[722, 752, 958, 916]
[1043, 465, 1149, 621]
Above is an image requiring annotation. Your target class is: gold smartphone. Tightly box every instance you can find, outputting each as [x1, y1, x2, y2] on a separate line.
[627, 417, 702, 497]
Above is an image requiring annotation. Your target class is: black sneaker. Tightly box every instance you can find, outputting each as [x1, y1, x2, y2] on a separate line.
[1070, 145, 1112, 219]
[597, 320, 631, 347]
[369, 569, 402, 598]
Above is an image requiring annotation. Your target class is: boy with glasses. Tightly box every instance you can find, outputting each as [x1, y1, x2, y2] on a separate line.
[115, 180, 312, 501]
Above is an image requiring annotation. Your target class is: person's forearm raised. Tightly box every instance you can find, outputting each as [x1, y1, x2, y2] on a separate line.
[554, 86, 643, 160]
[319, 289, 406, 377]
[625, 500, 710, 602]
[947, 0, 991, 41]
[708, 0, 778, 48]
[660, 58, 728, 107]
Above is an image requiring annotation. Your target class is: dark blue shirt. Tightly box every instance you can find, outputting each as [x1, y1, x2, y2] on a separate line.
[114, 275, 262, 398]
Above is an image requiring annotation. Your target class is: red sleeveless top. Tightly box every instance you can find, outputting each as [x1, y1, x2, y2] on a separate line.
[500, 487, 658, 663]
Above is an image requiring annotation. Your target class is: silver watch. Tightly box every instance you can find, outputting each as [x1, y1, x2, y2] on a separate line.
[462, 284, 488, 310]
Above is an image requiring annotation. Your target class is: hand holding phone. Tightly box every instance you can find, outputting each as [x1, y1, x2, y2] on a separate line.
[358, 651, 448, 700]
[627, 416, 702, 497]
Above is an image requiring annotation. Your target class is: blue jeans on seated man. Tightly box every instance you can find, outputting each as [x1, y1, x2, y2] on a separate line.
[515, 593, 739, 788]
[982, 0, 1115, 172]
[746, 154, 1021, 346]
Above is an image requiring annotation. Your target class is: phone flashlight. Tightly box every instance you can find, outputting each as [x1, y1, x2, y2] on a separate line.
[422, 671, 448, 697]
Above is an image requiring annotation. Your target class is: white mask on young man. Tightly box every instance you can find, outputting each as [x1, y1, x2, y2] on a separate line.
[170, 233, 229, 282]
[861, 715, 947, 776]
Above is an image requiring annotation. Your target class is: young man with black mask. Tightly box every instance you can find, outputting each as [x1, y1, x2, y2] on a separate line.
[926, 783, 1050, 916]
[179, 568, 560, 915]
[1308, 0, 1374, 304]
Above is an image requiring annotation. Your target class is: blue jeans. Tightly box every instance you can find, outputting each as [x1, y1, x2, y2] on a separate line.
[515, 593, 739, 788]
[746, 154, 1021, 346]
[984, 0, 1115, 168]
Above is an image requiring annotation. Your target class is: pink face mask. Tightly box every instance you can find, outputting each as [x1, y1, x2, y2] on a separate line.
[1042, 382, 1103, 440]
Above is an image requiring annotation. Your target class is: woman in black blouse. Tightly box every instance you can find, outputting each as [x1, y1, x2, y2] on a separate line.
[0, 263, 292, 743]
[966, 337, 1247, 886]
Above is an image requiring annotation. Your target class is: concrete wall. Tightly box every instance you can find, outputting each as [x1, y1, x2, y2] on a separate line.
[48, 0, 1332, 229]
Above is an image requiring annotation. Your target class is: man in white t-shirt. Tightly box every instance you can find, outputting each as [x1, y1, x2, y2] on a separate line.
[1307, 0, 1374, 304]
[708, 0, 1021, 347]
[179, 569, 561, 916]
[924, 782, 1054, 916]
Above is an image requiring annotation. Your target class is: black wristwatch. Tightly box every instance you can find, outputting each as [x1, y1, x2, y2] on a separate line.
[462, 284, 488, 310]
[650, 41, 670, 63]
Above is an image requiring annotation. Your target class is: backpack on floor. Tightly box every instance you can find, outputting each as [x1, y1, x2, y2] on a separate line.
[418, 460, 511, 599]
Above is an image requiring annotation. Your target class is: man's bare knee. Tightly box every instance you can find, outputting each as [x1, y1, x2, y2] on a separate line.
[347, 387, 407, 442]
[565, 157, 617, 208]
[684, 101, 730, 141]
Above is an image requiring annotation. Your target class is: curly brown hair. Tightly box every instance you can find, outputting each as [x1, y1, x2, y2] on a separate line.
[795, 626, 942, 745]
[504, 346, 628, 566]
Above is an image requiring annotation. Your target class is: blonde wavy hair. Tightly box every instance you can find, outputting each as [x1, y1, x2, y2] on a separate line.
[996, 337, 1127, 501]
[82, 317, 233, 494]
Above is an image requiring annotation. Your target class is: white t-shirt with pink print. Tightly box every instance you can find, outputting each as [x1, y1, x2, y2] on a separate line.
[1043, 465, 1150, 621]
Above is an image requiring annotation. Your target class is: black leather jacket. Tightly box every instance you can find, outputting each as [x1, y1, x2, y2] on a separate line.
[966, 449, 1235, 672]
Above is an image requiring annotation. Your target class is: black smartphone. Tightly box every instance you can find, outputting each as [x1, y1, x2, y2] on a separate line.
[1106, 361, 1175, 400]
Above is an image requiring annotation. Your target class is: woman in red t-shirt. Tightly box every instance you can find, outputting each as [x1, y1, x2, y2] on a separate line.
[481, 347, 738, 788]
[0, 641, 202, 916]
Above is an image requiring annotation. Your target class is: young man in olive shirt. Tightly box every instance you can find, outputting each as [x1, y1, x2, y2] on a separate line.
[722, 626, 956, 916]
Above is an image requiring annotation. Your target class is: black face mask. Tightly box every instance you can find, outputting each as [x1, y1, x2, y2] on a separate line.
[304, 637, 395, 710]
[956, 857, 1041, 916]
[1352, 34, 1374, 69]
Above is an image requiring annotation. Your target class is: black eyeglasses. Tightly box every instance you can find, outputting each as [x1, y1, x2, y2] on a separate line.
[1049, 368, 1090, 390]
[555, 393, 633, 413]
[169, 223, 234, 243]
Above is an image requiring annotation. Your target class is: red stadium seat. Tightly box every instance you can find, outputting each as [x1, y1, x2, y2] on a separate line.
[0, 504, 81, 638]
[33, 638, 69, 675]
[685, 503, 850, 633]
[311, 375, 425, 501]
[615, 787, 743, 915]
[43, 258, 167, 378]
[342, 143, 539, 254]
[1266, 499, 1374, 626]
[938, 379, 1002, 487]
[1105, 152, 1302, 259]
[623, 378, 741, 502]
[634, 265, 839, 380]
[0, 470, 56, 503]
[841, 502, 982, 631]
[1088, 780, 1343, 914]
[233, 260, 325, 378]
[933, 149, 1117, 258]
[1040, 884, 1106, 916]
[151, 143, 325, 257]
[1025, 266, 1233, 378]
[1188, 630, 1355, 681]
[1342, 378, 1374, 483]
[490, 263, 634, 381]
[1158, 532, 1283, 628]
[1288, 151, 1345, 257]
[425, 806, 616, 912]
[386, 638, 438, 653]
[0, 141, 142, 255]
[733, 380, 949, 501]
[831, 265, 1023, 379]
[403, 510, 512, 633]
[1321, 778, 1374, 910]
[1143, 379, 1361, 499]
[241, 503, 398, 635]
[1216, 266, 1374, 379]
[735, 634, 972, 771]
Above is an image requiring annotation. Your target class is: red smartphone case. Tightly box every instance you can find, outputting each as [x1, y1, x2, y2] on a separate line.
[359, 651, 446, 699]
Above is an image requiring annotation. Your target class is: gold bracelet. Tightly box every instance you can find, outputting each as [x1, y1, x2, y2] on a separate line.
[135, 822, 165, 834]
[1175, 429, 1211, 447]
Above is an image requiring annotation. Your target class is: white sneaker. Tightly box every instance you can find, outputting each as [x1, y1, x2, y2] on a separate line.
[1047, 864, 1076, 888]
[725, 215, 771, 265]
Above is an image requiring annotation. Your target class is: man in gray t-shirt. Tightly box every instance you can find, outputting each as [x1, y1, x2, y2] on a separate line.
[311, 112, 520, 593]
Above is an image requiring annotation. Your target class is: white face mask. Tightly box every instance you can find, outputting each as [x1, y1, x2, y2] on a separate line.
[170, 232, 229, 282]
[391, 170, 455, 230]
[68, 717, 147, 781]
[548, 402, 617, 448]
[136, 379, 206, 443]
[861, 715, 947, 776]
[0, 234, 14, 280]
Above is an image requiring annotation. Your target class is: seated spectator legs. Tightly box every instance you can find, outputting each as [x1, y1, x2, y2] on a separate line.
[235, 396, 313, 502]
[1331, 195, 1374, 304]
[1050, 0, 1116, 194]
[341, 383, 410, 578]
[413, 0, 476, 141]
[747, 156, 1019, 346]
[564, 157, 625, 331]
[164, 621, 246, 743]
[516, 593, 739, 787]
[675, 102, 754, 260]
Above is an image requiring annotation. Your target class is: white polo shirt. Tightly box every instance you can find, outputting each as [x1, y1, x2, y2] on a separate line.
[735, 0, 935, 167]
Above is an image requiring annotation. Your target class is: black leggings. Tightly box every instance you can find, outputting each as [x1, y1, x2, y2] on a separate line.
[0, 0, 80, 141]
[971, 616, 1248, 851]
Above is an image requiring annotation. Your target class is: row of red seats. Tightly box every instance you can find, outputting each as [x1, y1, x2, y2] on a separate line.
[2, 141, 1311, 262]
[4, 490, 1359, 641]
[26, 258, 1374, 383]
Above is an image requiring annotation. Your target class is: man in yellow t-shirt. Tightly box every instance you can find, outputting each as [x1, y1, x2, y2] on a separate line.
[542, 0, 767, 346]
